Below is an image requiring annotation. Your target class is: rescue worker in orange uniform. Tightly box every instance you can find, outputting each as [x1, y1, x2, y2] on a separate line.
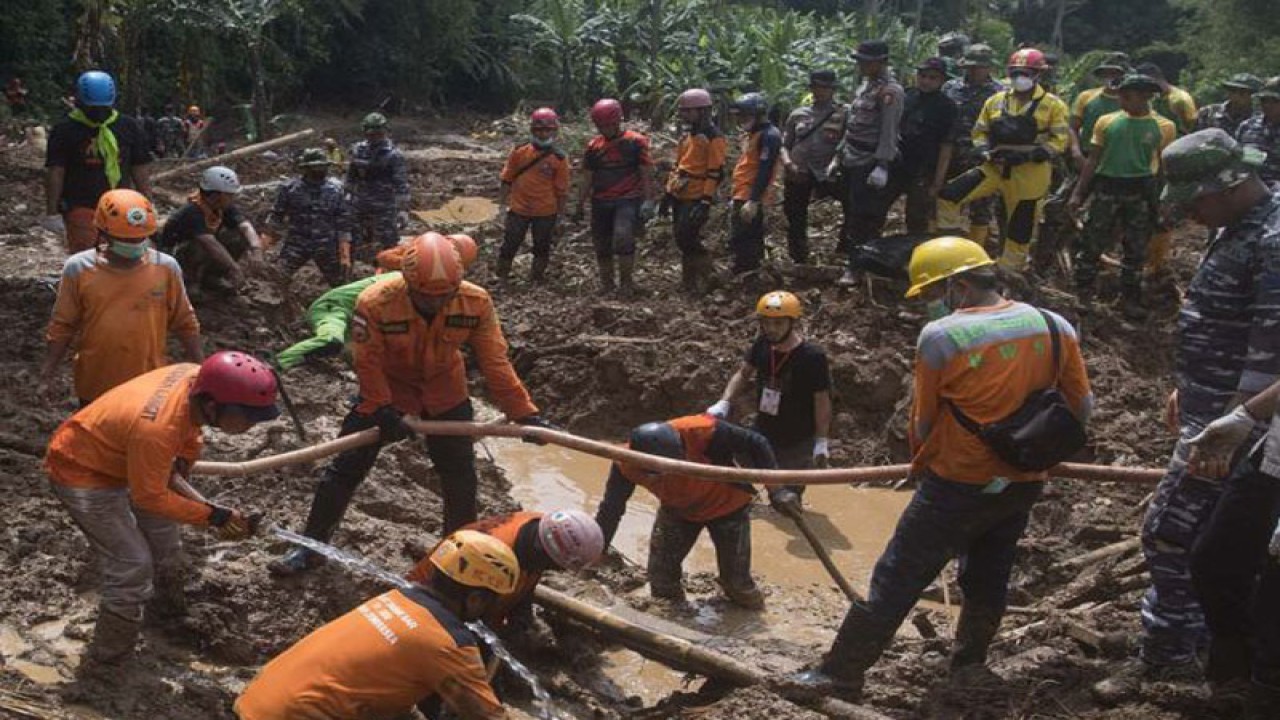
[407, 509, 604, 632]
[38, 189, 203, 406]
[665, 88, 727, 292]
[496, 107, 570, 284]
[594, 415, 778, 609]
[45, 352, 279, 676]
[237, 530, 518, 720]
[728, 92, 783, 275]
[271, 232, 553, 575]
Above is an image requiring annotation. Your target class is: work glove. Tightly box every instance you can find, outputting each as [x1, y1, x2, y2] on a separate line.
[516, 414, 557, 445]
[396, 211, 410, 230]
[373, 405, 412, 444]
[40, 214, 66, 234]
[813, 437, 830, 469]
[1271, 517, 1280, 560]
[1187, 405, 1260, 479]
[866, 165, 889, 189]
[768, 487, 802, 514]
[1029, 146, 1052, 163]
[639, 200, 658, 223]
[688, 200, 711, 227]
[706, 399, 731, 420]
[208, 505, 256, 541]
[739, 200, 761, 223]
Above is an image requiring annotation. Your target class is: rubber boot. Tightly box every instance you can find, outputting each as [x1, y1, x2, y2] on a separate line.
[950, 604, 1004, 671]
[679, 256, 697, 293]
[1145, 230, 1172, 276]
[597, 256, 616, 295]
[147, 564, 188, 622]
[85, 607, 142, 665]
[530, 256, 549, 284]
[785, 602, 887, 701]
[617, 255, 637, 299]
[495, 256, 513, 282]
[1121, 285, 1148, 322]
[269, 546, 327, 576]
[719, 580, 765, 610]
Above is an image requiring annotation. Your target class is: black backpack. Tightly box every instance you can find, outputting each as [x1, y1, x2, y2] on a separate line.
[948, 309, 1087, 472]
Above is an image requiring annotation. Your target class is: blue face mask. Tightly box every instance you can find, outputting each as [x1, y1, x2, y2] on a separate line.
[531, 134, 555, 149]
[110, 239, 149, 260]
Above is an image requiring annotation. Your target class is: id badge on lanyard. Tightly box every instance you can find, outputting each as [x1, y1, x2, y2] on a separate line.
[759, 347, 793, 416]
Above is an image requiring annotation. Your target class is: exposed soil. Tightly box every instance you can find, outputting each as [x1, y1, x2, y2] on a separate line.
[0, 114, 1203, 719]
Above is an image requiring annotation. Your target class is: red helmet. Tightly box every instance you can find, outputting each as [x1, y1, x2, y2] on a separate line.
[191, 351, 280, 421]
[590, 98, 624, 128]
[677, 88, 713, 110]
[402, 232, 463, 295]
[530, 107, 559, 130]
[1007, 48, 1048, 71]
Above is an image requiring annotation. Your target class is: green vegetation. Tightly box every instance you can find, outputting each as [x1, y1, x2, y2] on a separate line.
[0, 0, 1273, 130]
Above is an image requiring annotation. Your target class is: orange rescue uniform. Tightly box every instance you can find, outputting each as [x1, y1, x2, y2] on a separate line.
[731, 126, 781, 202]
[234, 588, 504, 720]
[47, 248, 200, 402]
[45, 364, 212, 525]
[910, 301, 1093, 484]
[666, 129, 727, 202]
[350, 277, 537, 419]
[408, 511, 544, 627]
[500, 143, 571, 217]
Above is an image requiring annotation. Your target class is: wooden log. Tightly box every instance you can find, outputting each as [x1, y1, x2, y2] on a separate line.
[1055, 537, 1141, 571]
[150, 129, 316, 183]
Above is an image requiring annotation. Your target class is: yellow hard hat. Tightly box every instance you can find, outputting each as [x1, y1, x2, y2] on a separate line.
[904, 236, 995, 298]
[756, 290, 803, 319]
[429, 529, 520, 594]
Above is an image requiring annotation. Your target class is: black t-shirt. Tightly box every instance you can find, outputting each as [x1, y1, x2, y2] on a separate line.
[45, 113, 154, 210]
[746, 337, 831, 445]
[158, 202, 245, 251]
[896, 88, 958, 178]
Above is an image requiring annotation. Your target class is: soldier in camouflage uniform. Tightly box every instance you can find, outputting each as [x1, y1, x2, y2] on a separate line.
[267, 148, 354, 288]
[1094, 128, 1280, 703]
[346, 112, 410, 258]
[936, 32, 969, 80]
[1197, 73, 1261, 133]
[939, 44, 1004, 248]
[831, 39, 905, 288]
[1237, 77, 1280, 188]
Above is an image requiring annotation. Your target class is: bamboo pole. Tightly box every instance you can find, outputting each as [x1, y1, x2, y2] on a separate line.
[778, 503, 863, 602]
[150, 128, 316, 182]
[192, 428, 379, 476]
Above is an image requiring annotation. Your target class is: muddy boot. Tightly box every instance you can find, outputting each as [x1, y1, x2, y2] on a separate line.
[617, 256, 638, 299]
[530, 256, 549, 284]
[268, 546, 327, 577]
[82, 608, 142, 672]
[1121, 286, 1148, 322]
[1091, 658, 1200, 706]
[949, 604, 1004, 672]
[146, 564, 188, 622]
[495, 256, 513, 282]
[596, 256, 616, 295]
[679, 256, 697, 293]
[649, 582, 687, 605]
[718, 579, 765, 610]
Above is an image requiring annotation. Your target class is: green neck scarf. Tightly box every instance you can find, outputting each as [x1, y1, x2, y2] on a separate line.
[70, 108, 122, 188]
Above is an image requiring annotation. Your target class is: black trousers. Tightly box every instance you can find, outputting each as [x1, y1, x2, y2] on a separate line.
[300, 400, 479, 541]
[782, 172, 843, 262]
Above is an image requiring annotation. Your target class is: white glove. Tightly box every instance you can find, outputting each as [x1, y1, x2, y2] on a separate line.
[813, 437, 830, 468]
[1187, 405, 1259, 478]
[706, 400, 731, 419]
[867, 165, 889, 189]
[40, 214, 66, 234]
[1271, 517, 1280, 560]
[826, 159, 842, 179]
[739, 200, 760, 223]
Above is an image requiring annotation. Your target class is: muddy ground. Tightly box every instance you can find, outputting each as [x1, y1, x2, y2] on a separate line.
[0, 113, 1201, 719]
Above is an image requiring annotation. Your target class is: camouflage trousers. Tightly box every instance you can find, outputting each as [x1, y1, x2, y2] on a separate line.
[648, 504, 756, 598]
[279, 238, 345, 287]
[1034, 162, 1078, 274]
[354, 205, 399, 259]
[1140, 433, 1226, 666]
[1074, 178, 1157, 294]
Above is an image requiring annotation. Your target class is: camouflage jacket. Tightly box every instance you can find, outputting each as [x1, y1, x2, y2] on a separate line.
[942, 76, 1005, 155]
[1237, 114, 1280, 184]
[1196, 102, 1253, 134]
[1177, 193, 1280, 429]
[268, 177, 354, 245]
[345, 138, 410, 208]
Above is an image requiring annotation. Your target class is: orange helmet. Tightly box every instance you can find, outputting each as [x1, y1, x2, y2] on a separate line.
[1007, 48, 1048, 72]
[375, 244, 409, 273]
[94, 189, 157, 239]
[447, 234, 478, 269]
[402, 232, 462, 294]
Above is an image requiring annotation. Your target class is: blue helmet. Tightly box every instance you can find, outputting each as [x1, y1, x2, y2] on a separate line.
[732, 92, 769, 117]
[77, 71, 117, 107]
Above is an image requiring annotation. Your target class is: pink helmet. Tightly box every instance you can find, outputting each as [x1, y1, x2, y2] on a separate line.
[590, 98, 624, 128]
[538, 509, 605, 571]
[677, 88, 713, 110]
[191, 351, 280, 421]
[530, 107, 560, 130]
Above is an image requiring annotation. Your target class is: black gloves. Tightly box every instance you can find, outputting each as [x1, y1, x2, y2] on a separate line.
[688, 199, 711, 227]
[373, 405, 412, 443]
[1029, 146, 1052, 163]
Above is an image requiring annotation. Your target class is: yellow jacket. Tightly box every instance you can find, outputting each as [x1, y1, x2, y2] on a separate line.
[973, 85, 1070, 155]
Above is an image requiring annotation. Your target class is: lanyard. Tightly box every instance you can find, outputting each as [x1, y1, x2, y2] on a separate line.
[768, 346, 794, 386]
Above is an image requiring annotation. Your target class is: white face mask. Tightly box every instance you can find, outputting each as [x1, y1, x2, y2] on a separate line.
[1011, 75, 1036, 93]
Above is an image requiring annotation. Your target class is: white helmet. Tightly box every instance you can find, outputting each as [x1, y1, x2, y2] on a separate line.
[199, 166, 241, 194]
[538, 510, 605, 571]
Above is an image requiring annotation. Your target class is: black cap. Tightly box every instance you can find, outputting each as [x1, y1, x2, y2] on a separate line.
[916, 57, 948, 74]
[809, 70, 837, 87]
[853, 39, 890, 62]
[1135, 62, 1166, 81]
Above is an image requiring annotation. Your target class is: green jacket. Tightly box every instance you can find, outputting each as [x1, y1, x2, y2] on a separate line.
[275, 273, 400, 370]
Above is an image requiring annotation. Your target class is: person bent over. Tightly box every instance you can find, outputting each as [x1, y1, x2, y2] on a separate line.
[237, 530, 517, 720]
[46, 353, 279, 677]
[594, 416, 778, 609]
[159, 166, 265, 294]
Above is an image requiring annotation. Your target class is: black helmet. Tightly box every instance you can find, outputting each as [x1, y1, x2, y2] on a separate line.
[629, 422, 684, 460]
[732, 92, 769, 117]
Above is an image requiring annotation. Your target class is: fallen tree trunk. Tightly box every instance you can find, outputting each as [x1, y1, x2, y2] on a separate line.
[150, 129, 316, 182]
